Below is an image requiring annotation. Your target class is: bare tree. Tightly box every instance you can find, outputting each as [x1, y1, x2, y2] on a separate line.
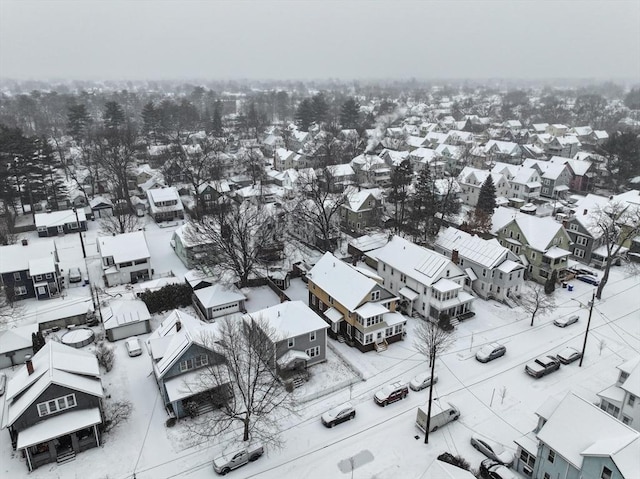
[186, 200, 276, 287]
[286, 168, 349, 252]
[0, 285, 24, 326]
[590, 201, 640, 299]
[516, 283, 556, 327]
[99, 212, 143, 235]
[185, 315, 295, 446]
[413, 318, 455, 444]
[102, 399, 133, 433]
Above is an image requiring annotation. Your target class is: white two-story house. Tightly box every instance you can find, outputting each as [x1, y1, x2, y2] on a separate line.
[367, 235, 474, 322]
[97, 231, 152, 286]
[435, 226, 525, 302]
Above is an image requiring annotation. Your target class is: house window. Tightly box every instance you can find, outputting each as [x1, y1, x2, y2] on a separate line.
[601, 467, 612, 479]
[119, 261, 133, 268]
[35, 275, 43, 282]
[400, 273, 406, 283]
[364, 334, 372, 344]
[371, 290, 380, 301]
[576, 236, 588, 246]
[574, 248, 585, 258]
[69, 221, 78, 229]
[306, 346, 320, 358]
[569, 223, 578, 232]
[543, 474, 550, 479]
[37, 394, 76, 417]
[45, 273, 52, 279]
[328, 295, 334, 305]
[134, 259, 147, 265]
[620, 371, 629, 383]
[547, 450, 555, 463]
[288, 338, 295, 348]
[309, 331, 316, 342]
[382, 264, 386, 272]
[520, 450, 535, 468]
[13, 272, 21, 281]
[628, 395, 636, 407]
[179, 354, 209, 372]
[622, 415, 632, 425]
[14, 285, 27, 296]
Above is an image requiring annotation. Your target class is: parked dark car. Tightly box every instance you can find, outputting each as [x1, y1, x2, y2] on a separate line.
[321, 402, 356, 428]
[476, 343, 507, 363]
[576, 274, 600, 286]
[374, 381, 409, 406]
[525, 355, 561, 378]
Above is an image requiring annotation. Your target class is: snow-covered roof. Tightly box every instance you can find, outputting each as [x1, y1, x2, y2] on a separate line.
[536, 392, 639, 473]
[307, 252, 377, 312]
[522, 158, 568, 180]
[0, 240, 56, 274]
[349, 232, 390, 253]
[89, 196, 113, 209]
[17, 407, 102, 450]
[98, 231, 150, 263]
[3, 341, 102, 429]
[372, 236, 464, 287]
[549, 156, 592, 177]
[28, 257, 55, 276]
[35, 209, 85, 228]
[194, 283, 246, 309]
[327, 163, 355, 177]
[617, 356, 640, 397]
[103, 299, 151, 331]
[0, 324, 38, 355]
[424, 459, 477, 479]
[147, 186, 183, 207]
[246, 300, 328, 340]
[435, 226, 511, 269]
[344, 187, 383, 212]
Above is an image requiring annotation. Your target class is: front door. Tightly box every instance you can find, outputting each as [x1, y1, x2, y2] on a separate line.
[57, 225, 64, 234]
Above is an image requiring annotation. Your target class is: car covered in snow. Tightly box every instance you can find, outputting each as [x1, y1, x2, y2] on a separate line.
[556, 346, 582, 364]
[475, 343, 506, 363]
[321, 402, 356, 427]
[470, 433, 514, 466]
[374, 381, 409, 406]
[68, 267, 82, 283]
[553, 314, 579, 328]
[525, 355, 561, 378]
[213, 443, 264, 475]
[409, 372, 438, 391]
[480, 459, 519, 479]
[576, 274, 600, 286]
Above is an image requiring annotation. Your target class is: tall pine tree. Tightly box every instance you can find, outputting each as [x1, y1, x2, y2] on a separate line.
[470, 175, 497, 233]
[295, 99, 314, 131]
[411, 165, 438, 244]
[67, 104, 91, 141]
[340, 98, 361, 129]
[388, 159, 413, 233]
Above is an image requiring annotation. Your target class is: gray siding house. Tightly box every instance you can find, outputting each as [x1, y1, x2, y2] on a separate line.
[1, 342, 103, 471]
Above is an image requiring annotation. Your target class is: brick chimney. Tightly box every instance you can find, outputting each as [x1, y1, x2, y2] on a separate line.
[583, 209, 588, 216]
[451, 249, 459, 264]
[176, 320, 182, 332]
[25, 355, 34, 375]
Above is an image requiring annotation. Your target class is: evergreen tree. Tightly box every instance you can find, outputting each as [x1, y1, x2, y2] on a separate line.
[210, 100, 224, 137]
[67, 104, 91, 141]
[275, 91, 290, 121]
[477, 175, 497, 217]
[602, 131, 640, 193]
[388, 159, 413, 233]
[311, 93, 329, 125]
[33, 137, 67, 209]
[141, 101, 159, 138]
[103, 101, 125, 131]
[411, 165, 438, 243]
[295, 99, 314, 131]
[32, 331, 46, 354]
[339, 98, 361, 129]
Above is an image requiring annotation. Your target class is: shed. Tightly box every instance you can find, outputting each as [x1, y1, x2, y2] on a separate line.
[35, 299, 94, 331]
[103, 299, 152, 341]
[0, 324, 38, 369]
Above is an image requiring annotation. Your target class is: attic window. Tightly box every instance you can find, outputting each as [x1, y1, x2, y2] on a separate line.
[37, 394, 76, 417]
[601, 467, 612, 479]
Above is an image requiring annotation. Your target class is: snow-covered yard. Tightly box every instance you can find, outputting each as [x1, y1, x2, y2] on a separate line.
[1, 230, 638, 479]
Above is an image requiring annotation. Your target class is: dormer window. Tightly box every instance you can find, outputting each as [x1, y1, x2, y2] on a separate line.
[620, 371, 629, 383]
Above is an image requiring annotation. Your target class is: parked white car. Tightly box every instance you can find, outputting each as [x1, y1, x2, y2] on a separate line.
[470, 433, 514, 466]
[125, 337, 142, 357]
[409, 372, 438, 391]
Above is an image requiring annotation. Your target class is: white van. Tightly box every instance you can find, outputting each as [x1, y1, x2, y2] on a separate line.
[416, 400, 460, 432]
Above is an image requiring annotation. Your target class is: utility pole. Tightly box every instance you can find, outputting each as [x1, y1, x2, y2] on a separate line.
[424, 345, 436, 444]
[73, 207, 87, 258]
[579, 291, 596, 367]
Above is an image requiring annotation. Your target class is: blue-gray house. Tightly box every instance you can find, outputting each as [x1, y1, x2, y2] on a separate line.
[514, 392, 639, 479]
[146, 310, 230, 419]
[35, 209, 87, 237]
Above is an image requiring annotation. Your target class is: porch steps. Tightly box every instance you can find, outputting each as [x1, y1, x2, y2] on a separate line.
[56, 450, 76, 465]
[374, 340, 388, 353]
[449, 318, 460, 328]
[196, 402, 216, 416]
[337, 335, 346, 343]
[292, 377, 306, 389]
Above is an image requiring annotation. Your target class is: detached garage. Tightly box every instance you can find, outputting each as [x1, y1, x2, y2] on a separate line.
[0, 324, 38, 369]
[103, 299, 151, 341]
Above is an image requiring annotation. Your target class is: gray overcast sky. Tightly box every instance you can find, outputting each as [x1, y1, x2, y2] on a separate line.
[1, 0, 639, 81]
